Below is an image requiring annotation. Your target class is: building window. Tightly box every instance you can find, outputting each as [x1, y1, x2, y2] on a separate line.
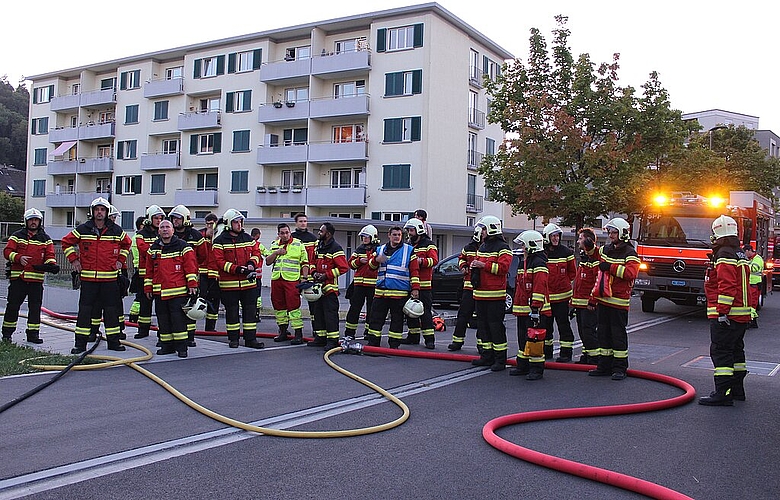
[331, 168, 360, 188]
[120, 70, 141, 90]
[31, 117, 48, 135]
[333, 124, 364, 143]
[377, 24, 423, 52]
[384, 70, 421, 97]
[383, 117, 421, 143]
[197, 173, 218, 191]
[334, 38, 366, 54]
[32, 179, 46, 197]
[117, 175, 142, 195]
[125, 104, 139, 124]
[199, 97, 221, 112]
[382, 164, 411, 190]
[162, 139, 178, 155]
[166, 66, 183, 80]
[98, 144, 113, 158]
[283, 128, 308, 146]
[33, 148, 47, 166]
[150, 174, 165, 194]
[486, 137, 496, 156]
[281, 170, 304, 189]
[190, 133, 222, 155]
[153, 101, 169, 121]
[284, 86, 309, 103]
[483, 56, 500, 82]
[194, 211, 210, 219]
[232, 130, 250, 152]
[226, 90, 252, 113]
[71, 83, 80, 95]
[285, 45, 311, 61]
[100, 77, 116, 90]
[334, 80, 365, 98]
[231, 171, 249, 192]
[470, 49, 481, 83]
[98, 111, 114, 124]
[117, 140, 137, 160]
[120, 211, 134, 231]
[228, 49, 262, 73]
[196, 56, 225, 78]
[33, 85, 54, 104]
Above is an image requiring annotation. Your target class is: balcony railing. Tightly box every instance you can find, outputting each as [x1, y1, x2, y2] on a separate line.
[467, 149, 483, 170]
[140, 152, 181, 170]
[50, 93, 80, 112]
[254, 184, 366, 207]
[49, 126, 79, 143]
[79, 121, 116, 141]
[311, 49, 371, 77]
[257, 100, 310, 123]
[143, 77, 184, 98]
[45, 192, 76, 208]
[79, 88, 117, 108]
[469, 66, 483, 88]
[47, 159, 78, 175]
[77, 156, 114, 174]
[309, 94, 369, 120]
[258, 57, 311, 84]
[308, 140, 367, 163]
[468, 108, 485, 130]
[466, 193, 484, 213]
[177, 111, 221, 131]
[175, 189, 218, 206]
[256, 143, 308, 165]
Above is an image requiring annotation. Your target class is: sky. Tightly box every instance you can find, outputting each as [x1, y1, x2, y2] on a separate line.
[3, 0, 778, 132]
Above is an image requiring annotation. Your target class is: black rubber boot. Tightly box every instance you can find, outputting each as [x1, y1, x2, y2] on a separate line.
[133, 327, 149, 339]
[290, 329, 304, 345]
[366, 334, 381, 347]
[176, 340, 188, 358]
[324, 338, 339, 351]
[186, 330, 196, 347]
[732, 371, 748, 401]
[699, 376, 734, 406]
[509, 357, 529, 376]
[526, 362, 544, 381]
[447, 341, 463, 351]
[555, 347, 572, 363]
[244, 338, 265, 349]
[388, 338, 401, 349]
[543, 344, 553, 360]
[157, 341, 176, 355]
[26, 329, 43, 345]
[87, 328, 98, 343]
[471, 349, 494, 367]
[107, 335, 126, 352]
[423, 335, 435, 350]
[399, 333, 420, 345]
[490, 350, 507, 372]
[204, 319, 217, 332]
[228, 333, 240, 348]
[307, 335, 326, 347]
[71, 336, 88, 354]
[274, 325, 290, 342]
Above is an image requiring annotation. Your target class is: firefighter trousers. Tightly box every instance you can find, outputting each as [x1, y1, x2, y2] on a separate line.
[311, 293, 340, 340]
[595, 304, 629, 374]
[2, 279, 43, 336]
[709, 317, 748, 391]
[475, 299, 507, 358]
[543, 301, 575, 358]
[221, 288, 257, 342]
[575, 307, 599, 359]
[345, 285, 374, 336]
[406, 289, 434, 338]
[451, 289, 476, 345]
[155, 296, 188, 342]
[76, 281, 121, 339]
[367, 296, 407, 342]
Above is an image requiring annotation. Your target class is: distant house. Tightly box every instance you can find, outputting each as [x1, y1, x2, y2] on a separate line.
[0, 165, 26, 198]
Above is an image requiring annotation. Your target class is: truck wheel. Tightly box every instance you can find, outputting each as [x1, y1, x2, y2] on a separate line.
[641, 297, 655, 313]
[757, 283, 765, 311]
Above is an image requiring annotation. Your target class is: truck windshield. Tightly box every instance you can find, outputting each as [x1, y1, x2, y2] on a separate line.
[638, 214, 712, 248]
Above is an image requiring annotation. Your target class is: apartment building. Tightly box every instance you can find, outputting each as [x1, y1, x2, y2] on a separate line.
[25, 2, 513, 257]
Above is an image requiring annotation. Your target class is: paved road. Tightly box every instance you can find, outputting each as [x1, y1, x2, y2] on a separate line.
[1, 283, 779, 500]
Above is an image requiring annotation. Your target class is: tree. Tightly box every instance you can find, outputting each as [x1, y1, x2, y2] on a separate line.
[0, 75, 30, 169]
[481, 16, 689, 228]
[0, 191, 24, 222]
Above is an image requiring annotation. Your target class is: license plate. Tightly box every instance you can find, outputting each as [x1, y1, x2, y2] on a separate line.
[671, 280, 686, 286]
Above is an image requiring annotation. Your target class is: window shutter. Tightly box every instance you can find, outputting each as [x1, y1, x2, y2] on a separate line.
[253, 49, 262, 70]
[225, 92, 234, 113]
[190, 135, 198, 154]
[117, 141, 124, 159]
[385, 73, 395, 96]
[412, 70, 422, 94]
[32, 91, 38, 104]
[216, 55, 225, 75]
[377, 28, 386, 53]
[243, 90, 252, 111]
[116, 177, 123, 194]
[413, 23, 424, 47]
[133, 70, 140, 87]
[411, 117, 421, 142]
[49, 85, 54, 100]
[227, 53, 236, 74]
[383, 119, 394, 142]
[119, 72, 127, 90]
[31, 119, 35, 134]
[193, 59, 201, 79]
[371, 212, 381, 220]
[213, 133, 222, 153]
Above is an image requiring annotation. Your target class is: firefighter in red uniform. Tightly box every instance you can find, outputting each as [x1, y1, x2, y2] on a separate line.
[344, 224, 379, 340]
[587, 218, 639, 381]
[541, 223, 577, 362]
[700, 215, 751, 405]
[62, 197, 132, 353]
[199, 213, 221, 331]
[2, 208, 58, 344]
[571, 228, 600, 364]
[307, 222, 349, 350]
[169, 205, 208, 347]
[145, 219, 199, 358]
[213, 209, 264, 349]
[510, 230, 551, 380]
[448, 226, 483, 351]
[400, 217, 439, 348]
[470, 216, 513, 371]
[133, 205, 165, 340]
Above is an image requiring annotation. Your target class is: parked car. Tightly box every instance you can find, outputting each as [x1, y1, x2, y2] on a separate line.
[431, 253, 517, 314]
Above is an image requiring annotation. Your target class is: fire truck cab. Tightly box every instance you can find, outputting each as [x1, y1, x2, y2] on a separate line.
[633, 191, 773, 313]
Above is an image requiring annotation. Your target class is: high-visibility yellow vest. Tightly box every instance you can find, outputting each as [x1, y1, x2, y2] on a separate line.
[269, 239, 308, 281]
[749, 254, 764, 285]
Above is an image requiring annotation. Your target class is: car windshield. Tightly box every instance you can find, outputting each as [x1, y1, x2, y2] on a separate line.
[638, 214, 712, 248]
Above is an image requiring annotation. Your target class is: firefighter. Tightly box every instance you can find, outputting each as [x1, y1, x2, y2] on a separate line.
[470, 216, 513, 372]
[90, 205, 128, 341]
[133, 205, 165, 340]
[2, 208, 58, 344]
[344, 224, 379, 340]
[587, 218, 639, 381]
[145, 219, 199, 358]
[743, 244, 763, 329]
[169, 204, 208, 347]
[292, 213, 318, 333]
[199, 213, 221, 331]
[128, 216, 145, 324]
[267, 223, 309, 345]
[366, 226, 420, 348]
[213, 209, 264, 349]
[62, 197, 132, 353]
[571, 228, 600, 364]
[700, 215, 751, 405]
[448, 226, 483, 351]
[510, 230, 551, 380]
[307, 222, 349, 350]
[541, 223, 577, 362]
[400, 217, 439, 348]
[250, 228, 271, 322]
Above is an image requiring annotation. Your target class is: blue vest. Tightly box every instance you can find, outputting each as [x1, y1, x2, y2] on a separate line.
[376, 243, 413, 291]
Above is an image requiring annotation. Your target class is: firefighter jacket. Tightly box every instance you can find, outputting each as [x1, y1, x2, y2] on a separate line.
[292, 229, 317, 271]
[4, 227, 56, 283]
[269, 238, 308, 282]
[370, 242, 420, 299]
[199, 227, 219, 278]
[312, 238, 349, 295]
[472, 236, 512, 301]
[591, 240, 640, 310]
[213, 229, 261, 291]
[571, 247, 600, 308]
[255, 242, 270, 280]
[174, 227, 208, 272]
[707, 237, 751, 322]
[62, 220, 131, 282]
[411, 235, 438, 290]
[704, 255, 718, 320]
[349, 243, 378, 287]
[748, 254, 764, 286]
[134, 224, 158, 278]
[545, 244, 576, 303]
[458, 240, 480, 290]
[144, 235, 199, 299]
[512, 252, 551, 316]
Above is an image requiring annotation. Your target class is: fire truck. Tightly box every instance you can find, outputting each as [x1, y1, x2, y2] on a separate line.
[633, 191, 774, 313]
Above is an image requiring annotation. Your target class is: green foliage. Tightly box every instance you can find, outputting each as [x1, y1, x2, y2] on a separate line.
[0, 191, 25, 222]
[0, 341, 104, 376]
[0, 75, 29, 169]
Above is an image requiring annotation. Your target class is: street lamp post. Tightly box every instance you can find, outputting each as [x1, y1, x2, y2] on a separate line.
[708, 125, 728, 150]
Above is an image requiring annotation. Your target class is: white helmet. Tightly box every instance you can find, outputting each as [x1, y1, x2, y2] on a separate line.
[182, 297, 209, 320]
[24, 208, 43, 221]
[302, 283, 323, 302]
[542, 223, 563, 245]
[146, 204, 165, 220]
[472, 225, 482, 243]
[359, 224, 380, 243]
[478, 215, 502, 236]
[712, 215, 738, 240]
[404, 217, 426, 235]
[517, 230, 545, 254]
[108, 205, 119, 218]
[223, 208, 244, 224]
[604, 218, 631, 242]
[403, 298, 424, 318]
[91, 197, 111, 212]
[169, 204, 192, 226]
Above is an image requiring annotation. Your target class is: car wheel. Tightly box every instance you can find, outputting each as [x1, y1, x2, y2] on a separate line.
[504, 292, 513, 314]
[641, 296, 655, 313]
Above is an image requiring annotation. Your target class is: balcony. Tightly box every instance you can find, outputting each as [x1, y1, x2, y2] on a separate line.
[468, 108, 485, 130]
[45, 192, 76, 208]
[257, 101, 310, 124]
[309, 95, 369, 120]
[256, 144, 308, 165]
[255, 186, 306, 207]
[79, 121, 116, 141]
[80, 88, 116, 108]
[308, 140, 367, 163]
[47, 159, 78, 175]
[177, 111, 221, 131]
[258, 58, 311, 84]
[469, 66, 483, 88]
[311, 50, 371, 78]
[467, 149, 483, 170]
[49, 127, 79, 143]
[307, 186, 366, 206]
[140, 152, 181, 170]
[466, 193, 484, 214]
[77, 192, 105, 207]
[43, 226, 75, 241]
[50, 94, 80, 112]
[77, 156, 114, 174]
[175, 189, 218, 207]
[143, 78, 184, 98]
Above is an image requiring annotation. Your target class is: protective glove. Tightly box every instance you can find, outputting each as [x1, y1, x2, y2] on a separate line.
[246, 271, 257, 282]
[599, 261, 611, 272]
[236, 266, 249, 275]
[33, 263, 61, 274]
[718, 315, 730, 326]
